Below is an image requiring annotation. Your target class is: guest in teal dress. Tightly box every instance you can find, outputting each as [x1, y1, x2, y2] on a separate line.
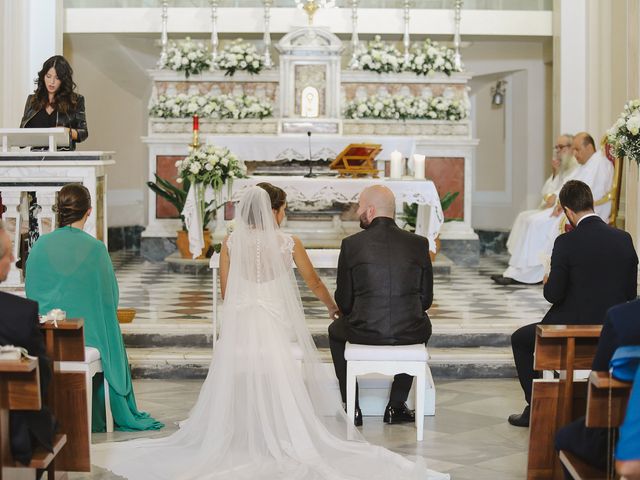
[25, 183, 163, 433]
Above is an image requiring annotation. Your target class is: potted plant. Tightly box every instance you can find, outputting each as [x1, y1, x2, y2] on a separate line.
[175, 144, 247, 259]
[147, 174, 216, 259]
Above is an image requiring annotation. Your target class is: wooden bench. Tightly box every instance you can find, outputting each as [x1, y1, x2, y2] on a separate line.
[40, 320, 90, 472]
[527, 325, 602, 480]
[0, 358, 67, 479]
[557, 371, 632, 480]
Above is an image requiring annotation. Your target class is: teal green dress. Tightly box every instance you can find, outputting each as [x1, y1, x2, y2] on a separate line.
[25, 226, 164, 433]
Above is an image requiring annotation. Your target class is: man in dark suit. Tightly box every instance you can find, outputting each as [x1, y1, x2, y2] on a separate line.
[0, 221, 55, 466]
[555, 298, 640, 472]
[329, 185, 433, 426]
[508, 180, 638, 427]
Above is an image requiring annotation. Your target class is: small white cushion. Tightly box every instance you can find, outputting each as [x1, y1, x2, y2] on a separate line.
[85, 347, 101, 363]
[344, 342, 428, 362]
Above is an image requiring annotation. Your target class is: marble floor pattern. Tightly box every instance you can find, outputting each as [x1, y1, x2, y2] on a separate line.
[112, 251, 552, 337]
[74, 378, 530, 480]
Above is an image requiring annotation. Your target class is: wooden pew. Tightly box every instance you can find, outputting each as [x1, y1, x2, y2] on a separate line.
[527, 325, 602, 480]
[0, 358, 67, 480]
[557, 371, 632, 479]
[40, 320, 90, 472]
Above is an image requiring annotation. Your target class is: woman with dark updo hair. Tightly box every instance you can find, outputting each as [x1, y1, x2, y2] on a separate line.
[20, 55, 88, 150]
[25, 184, 163, 433]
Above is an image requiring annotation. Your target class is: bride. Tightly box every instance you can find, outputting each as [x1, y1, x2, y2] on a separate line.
[92, 183, 449, 480]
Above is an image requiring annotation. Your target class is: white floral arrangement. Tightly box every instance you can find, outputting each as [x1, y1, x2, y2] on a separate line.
[607, 99, 640, 164]
[158, 37, 211, 78]
[406, 39, 462, 77]
[176, 145, 247, 191]
[352, 35, 404, 74]
[217, 39, 264, 77]
[149, 93, 273, 120]
[344, 94, 469, 121]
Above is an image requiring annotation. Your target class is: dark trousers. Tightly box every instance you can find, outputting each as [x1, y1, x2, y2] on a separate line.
[555, 416, 614, 474]
[328, 318, 415, 408]
[511, 322, 541, 404]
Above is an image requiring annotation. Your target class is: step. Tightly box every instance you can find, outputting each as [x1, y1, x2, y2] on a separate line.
[165, 252, 453, 276]
[126, 346, 516, 380]
[121, 323, 516, 349]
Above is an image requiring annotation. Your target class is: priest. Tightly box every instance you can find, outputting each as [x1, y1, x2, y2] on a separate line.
[493, 132, 613, 285]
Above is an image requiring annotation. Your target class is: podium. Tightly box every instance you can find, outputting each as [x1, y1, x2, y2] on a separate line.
[0, 127, 69, 152]
[0, 128, 115, 286]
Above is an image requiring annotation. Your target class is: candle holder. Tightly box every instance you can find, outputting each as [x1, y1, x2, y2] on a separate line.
[190, 115, 201, 150]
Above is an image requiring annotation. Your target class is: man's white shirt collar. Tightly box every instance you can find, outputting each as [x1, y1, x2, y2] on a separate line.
[576, 213, 598, 226]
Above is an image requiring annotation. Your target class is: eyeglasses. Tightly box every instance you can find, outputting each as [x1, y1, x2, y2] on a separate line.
[554, 144, 571, 151]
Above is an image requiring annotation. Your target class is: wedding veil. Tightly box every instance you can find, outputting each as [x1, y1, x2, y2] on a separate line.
[91, 185, 447, 480]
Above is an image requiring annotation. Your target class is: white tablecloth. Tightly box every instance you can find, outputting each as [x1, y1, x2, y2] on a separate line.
[230, 176, 443, 252]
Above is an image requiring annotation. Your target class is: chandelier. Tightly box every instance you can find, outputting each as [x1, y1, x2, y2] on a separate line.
[295, 0, 336, 25]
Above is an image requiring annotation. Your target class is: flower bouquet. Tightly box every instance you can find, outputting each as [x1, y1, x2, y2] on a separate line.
[343, 94, 469, 121]
[150, 93, 273, 120]
[158, 37, 211, 78]
[405, 39, 462, 77]
[607, 99, 640, 164]
[352, 35, 404, 74]
[217, 39, 264, 76]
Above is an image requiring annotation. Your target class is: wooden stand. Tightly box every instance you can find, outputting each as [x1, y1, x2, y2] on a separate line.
[527, 325, 602, 480]
[40, 320, 90, 472]
[0, 358, 68, 480]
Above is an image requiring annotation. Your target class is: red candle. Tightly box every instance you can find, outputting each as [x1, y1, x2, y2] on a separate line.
[193, 114, 199, 131]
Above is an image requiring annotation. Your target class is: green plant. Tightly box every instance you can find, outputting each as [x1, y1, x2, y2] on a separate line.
[401, 191, 461, 232]
[146, 174, 216, 231]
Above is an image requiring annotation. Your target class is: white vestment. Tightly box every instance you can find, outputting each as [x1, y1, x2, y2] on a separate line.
[504, 151, 613, 283]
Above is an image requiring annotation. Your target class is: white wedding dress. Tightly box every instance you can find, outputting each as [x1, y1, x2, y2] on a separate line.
[92, 186, 449, 480]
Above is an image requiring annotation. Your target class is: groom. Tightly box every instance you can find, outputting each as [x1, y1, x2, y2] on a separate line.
[329, 185, 433, 426]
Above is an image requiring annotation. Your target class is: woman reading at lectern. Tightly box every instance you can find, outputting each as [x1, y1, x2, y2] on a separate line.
[17, 55, 89, 269]
[20, 55, 88, 150]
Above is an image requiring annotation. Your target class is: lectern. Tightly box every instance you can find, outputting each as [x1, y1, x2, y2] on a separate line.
[0, 128, 115, 286]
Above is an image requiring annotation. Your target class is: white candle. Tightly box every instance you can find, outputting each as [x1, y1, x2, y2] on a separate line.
[390, 150, 403, 179]
[413, 154, 426, 180]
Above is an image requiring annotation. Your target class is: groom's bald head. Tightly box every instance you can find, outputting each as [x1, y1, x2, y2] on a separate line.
[357, 185, 396, 228]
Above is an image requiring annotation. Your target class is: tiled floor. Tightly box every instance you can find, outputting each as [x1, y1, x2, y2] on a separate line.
[113, 251, 551, 337]
[75, 378, 529, 480]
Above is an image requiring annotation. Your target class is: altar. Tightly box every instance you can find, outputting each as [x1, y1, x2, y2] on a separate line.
[226, 176, 443, 252]
[141, 23, 479, 263]
[0, 150, 114, 286]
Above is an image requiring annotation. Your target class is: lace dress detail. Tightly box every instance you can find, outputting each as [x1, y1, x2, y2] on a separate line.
[228, 232, 294, 268]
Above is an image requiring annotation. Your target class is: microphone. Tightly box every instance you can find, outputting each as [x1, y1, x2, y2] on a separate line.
[304, 130, 317, 178]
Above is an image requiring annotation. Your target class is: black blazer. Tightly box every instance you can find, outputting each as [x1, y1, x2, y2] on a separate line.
[542, 215, 638, 325]
[20, 94, 88, 150]
[335, 217, 433, 345]
[592, 299, 640, 371]
[0, 292, 55, 465]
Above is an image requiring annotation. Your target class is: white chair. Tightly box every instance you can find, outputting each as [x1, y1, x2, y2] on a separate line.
[345, 342, 435, 441]
[59, 346, 114, 433]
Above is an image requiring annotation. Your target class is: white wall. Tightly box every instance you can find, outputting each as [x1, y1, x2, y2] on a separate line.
[64, 34, 157, 227]
[465, 40, 550, 231]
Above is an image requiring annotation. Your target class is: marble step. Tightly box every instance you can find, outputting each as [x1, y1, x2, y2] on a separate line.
[121, 323, 515, 349]
[126, 346, 516, 380]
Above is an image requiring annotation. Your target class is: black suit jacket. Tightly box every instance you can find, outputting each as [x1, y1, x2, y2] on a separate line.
[0, 292, 55, 465]
[335, 217, 433, 345]
[542, 216, 638, 325]
[592, 299, 640, 371]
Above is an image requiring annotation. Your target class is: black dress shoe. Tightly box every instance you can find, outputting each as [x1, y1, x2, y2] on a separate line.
[354, 406, 363, 427]
[508, 405, 530, 427]
[383, 403, 415, 424]
[491, 274, 518, 285]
